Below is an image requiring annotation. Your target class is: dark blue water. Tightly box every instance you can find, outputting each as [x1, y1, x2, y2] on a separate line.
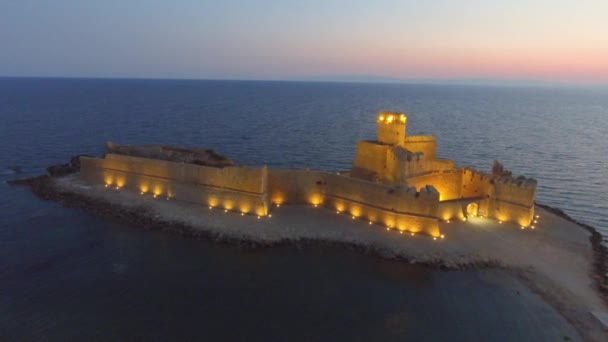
[1, 78, 605, 340]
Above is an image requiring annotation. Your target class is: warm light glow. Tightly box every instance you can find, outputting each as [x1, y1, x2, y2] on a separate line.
[534, 220, 538, 223]
[140, 192, 144, 195]
[115, 186, 120, 190]
[433, 237, 437, 240]
[446, 220, 450, 223]
[462, 217, 467, 222]
[411, 232, 414, 236]
[351, 216, 355, 219]
[257, 216, 260, 219]
[531, 225, 535, 229]
[440, 234, 445, 239]
[399, 231, 403, 234]
[369, 221, 372, 225]
[241, 213, 244, 216]
[104, 184, 108, 188]
[386, 227, 390, 231]
[336, 211, 340, 214]
[499, 221, 503, 224]
[153, 194, 157, 198]
[399, 114, 406, 123]
[224, 209, 228, 213]
[268, 214, 272, 218]
[314, 204, 318, 208]
[209, 206, 212, 209]
[521, 226, 525, 229]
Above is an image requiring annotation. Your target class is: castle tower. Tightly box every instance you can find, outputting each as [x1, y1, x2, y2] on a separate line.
[377, 112, 407, 145]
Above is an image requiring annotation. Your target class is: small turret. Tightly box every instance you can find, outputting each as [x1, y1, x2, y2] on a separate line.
[377, 112, 407, 145]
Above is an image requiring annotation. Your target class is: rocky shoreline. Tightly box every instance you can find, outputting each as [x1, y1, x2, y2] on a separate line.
[7, 167, 607, 291]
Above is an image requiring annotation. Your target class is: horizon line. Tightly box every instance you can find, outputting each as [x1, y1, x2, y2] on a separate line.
[1, 75, 606, 89]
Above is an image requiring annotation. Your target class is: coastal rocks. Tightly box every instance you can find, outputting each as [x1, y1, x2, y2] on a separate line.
[46, 154, 91, 177]
[106, 141, 234, 168]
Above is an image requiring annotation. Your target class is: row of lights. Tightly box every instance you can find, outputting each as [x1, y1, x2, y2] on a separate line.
[306, 203, 444, 241]
[207, 205, 270, 219]
[520, 214, 540, 230]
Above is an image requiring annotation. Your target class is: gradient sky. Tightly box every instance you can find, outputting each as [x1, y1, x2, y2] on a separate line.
[1, 0, 607, 84]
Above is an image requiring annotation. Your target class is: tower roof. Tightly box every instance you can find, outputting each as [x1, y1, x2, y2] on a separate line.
[377, 112, 406, 124]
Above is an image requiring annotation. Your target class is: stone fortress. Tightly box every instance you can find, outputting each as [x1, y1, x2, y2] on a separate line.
[79, 112, 537, 239]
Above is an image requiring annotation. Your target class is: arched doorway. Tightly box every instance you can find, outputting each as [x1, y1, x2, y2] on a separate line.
[466, 203, 478, 217]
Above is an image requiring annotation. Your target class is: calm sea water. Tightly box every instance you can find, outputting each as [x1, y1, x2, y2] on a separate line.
[1, 78, 605, 340]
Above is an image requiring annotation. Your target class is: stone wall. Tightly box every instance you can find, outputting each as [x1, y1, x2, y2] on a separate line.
[461, 168, 491, 199]
[80, 154, 269, 216]
[267, 169, 441, 236]
[402, 135, 437, 160]
[404, 170, 463, 201]
[489, 177, 537, 226]
[352, 141, 389, 179]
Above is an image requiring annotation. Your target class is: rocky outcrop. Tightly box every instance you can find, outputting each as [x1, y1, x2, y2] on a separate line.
[106, 141, 233, 167]
[46, 154, 92, 177]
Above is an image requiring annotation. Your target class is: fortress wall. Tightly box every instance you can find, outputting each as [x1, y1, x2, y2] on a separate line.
[404, 170, 463, 201]
[386, 151, 455, 182]
[267, 169, 325, 205]
[105, 154, 263, 194]
[352, 141, 388, 176]
[320, 174, 440, 236]
[493, 178, 537, 208]
[403, 136, 437, 160]
[491, 200, 535, 227]
[80, 156, 269, 216]
[437, 201, 465, 221]
[488, 178, 536, 226]
[461, 168, 491, 198]
[266, 169, 440, 236]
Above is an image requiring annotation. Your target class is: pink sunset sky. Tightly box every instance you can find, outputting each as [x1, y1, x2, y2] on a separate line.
[1, 0, 607, 84]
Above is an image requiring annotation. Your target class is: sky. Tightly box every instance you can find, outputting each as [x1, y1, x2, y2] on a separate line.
[1, 0, 607, 84]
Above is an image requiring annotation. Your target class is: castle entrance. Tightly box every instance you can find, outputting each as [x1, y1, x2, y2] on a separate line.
[466, 203, 479, 217]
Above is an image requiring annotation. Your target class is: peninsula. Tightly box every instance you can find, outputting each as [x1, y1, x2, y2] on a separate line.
[9, 112, 608, 341]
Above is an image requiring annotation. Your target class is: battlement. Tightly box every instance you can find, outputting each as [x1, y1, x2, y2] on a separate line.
[493, 176, 538, 190]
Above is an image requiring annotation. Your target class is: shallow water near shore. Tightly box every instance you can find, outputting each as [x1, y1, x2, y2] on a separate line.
[1, 78, 606, 339]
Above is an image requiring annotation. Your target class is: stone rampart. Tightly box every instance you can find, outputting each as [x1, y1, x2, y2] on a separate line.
[489, 177, 537, 226]
[404, 170, 463, 201]
[81, 155, 269, 216]
[402, 135, 437, 159]
[461, 168, 491, 198]
[267, 169, 441, 236]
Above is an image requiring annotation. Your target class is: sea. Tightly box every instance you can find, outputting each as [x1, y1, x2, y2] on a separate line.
[1, 78, 606, 340]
